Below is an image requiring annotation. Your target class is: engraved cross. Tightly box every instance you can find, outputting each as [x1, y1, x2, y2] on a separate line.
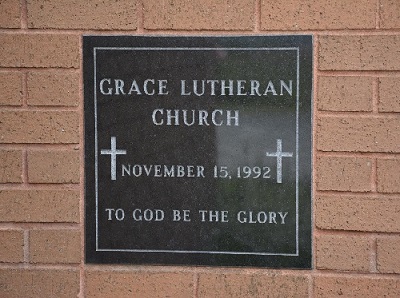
[266, 139, 293, 184]
[100, 136, 126, 181]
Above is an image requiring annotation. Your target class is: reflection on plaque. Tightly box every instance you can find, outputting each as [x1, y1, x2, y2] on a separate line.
[84, 35, 313, 268]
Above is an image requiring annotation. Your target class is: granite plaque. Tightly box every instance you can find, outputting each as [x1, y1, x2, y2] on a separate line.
[84, 35, 312, 268]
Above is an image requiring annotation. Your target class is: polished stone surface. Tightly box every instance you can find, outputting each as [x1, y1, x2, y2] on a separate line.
[84, 35, 312, 268]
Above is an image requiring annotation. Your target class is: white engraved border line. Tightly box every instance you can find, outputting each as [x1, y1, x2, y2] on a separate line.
[93, 47, 300, 256]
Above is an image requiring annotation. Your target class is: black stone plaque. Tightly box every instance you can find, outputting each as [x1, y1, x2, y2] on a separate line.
[84, 35, 312, 268]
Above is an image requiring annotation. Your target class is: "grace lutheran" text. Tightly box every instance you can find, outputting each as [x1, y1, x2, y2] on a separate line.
[98, 78, 294, 126]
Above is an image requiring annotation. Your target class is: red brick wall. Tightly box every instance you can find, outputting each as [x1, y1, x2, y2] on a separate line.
[0, 0, 399, 297]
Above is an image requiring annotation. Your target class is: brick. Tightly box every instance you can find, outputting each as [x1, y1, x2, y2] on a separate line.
[316, 156, 372, 192]
[0, 111, 79, 144]
[0, 150, 22, 183]
[0, 72, 23, 106]
[143, 0, 254, 30]
[198, 273, 309, 297]
[27, 150, 80, 183]
[28, 0, 137, 30]
[261, 0, 375, 30]
[377, 237, 400, 273]
[314, 276, 400, 297]
[317, 117, 400, 153]
[0, 269, 79, 298]
[319, 35, 400, 70]
[0, 0, 20, 28]
[316, 235, 371, 272]
[30, 229, 80, 264]
[0, 190, 79, 223]
[315, 196, 400, 232]
[85, 271, 194, 298]
[0, 230, 24, 263]
[379, 77, 400, 112]
[318, 76, 372, 112]
[380, 0, 400, 29]
[27, 71, 79, 106]
[377, 159, 400, 193]
[0, 34, 79, 68]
